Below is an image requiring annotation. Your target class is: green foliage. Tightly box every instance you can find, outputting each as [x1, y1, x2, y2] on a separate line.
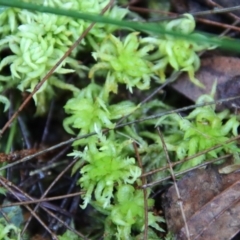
[2, 0, 240, 51]
[89, 32, 157, 92]
[141, 14, 214, 87]
[0, 0, 127, 114]
[1, 0, 237, 239]
[0, 200, 23, 240]
[0, 200, 24, 228]
[157, 95, 240, 170]
[0, 222, 20, 240]
[64, 83, 138, 135]
[0, 92, 10, 112]
[73, 132, 141, 209]
[58, 230, 82, 240]
[0, 187, 6, 195]
[109, 185, 164, 239]
[62, 8, 220, 239]
[90, 14, 214, 96]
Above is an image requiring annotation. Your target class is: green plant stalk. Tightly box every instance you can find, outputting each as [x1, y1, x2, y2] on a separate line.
[0, 119, 17, 178]
[0, 0, 240, 51]
[5, 119, 17, 154]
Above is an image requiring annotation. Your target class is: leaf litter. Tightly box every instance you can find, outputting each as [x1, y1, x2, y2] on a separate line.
[162, 167, 240, 240]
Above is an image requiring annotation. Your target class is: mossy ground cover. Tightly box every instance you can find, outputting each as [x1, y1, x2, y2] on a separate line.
[0, 1, 239, 239]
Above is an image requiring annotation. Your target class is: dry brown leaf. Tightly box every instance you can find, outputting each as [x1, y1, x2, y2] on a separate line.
[162, 167, 240, 239]
[162, 168, 222, 233]
[171, 56, 240, 105]
[178, 181, 240, 239]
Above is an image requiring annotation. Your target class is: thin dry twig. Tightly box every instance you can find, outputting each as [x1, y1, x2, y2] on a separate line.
[0, 192, 84, 208]
[128, 5, 240, 20]
[142, 154, 231, 188]
[116, 95, 240, 128]
[130, 5, 240, 32]
[0, 176, 86, 239]
[133, 142, 148, 240]
[141, 152, 230, 178]
[157, 128, 190, 240]
[20, 157, 79, 236]
[196, 17, 240, 32]
[47, 172, 80, 232]
[141, 125, 240, 177]
[205, 0, 240, 20]
[176, 5, 240, 19]
[0, 177, 58, 240]
[1, 95, 240, 173]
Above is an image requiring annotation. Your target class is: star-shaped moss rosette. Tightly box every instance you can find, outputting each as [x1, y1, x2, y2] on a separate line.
[156, 95, 240, 171]
[69, 129, 162, 238]
[69, 131, 141, 209]
[177, 106, 240, 170]
[63, 83, 139, 135]
[109, 185, 164, 239]
[0, 29, 79, 114]
[0, 31, 74, 84]
[71, 1, 128, 48]
[27, 0, 128, 49]
[141, 14, 216, 88]
[89, 32, 159, 93]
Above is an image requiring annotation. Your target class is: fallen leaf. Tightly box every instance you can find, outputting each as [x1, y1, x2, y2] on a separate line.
[178, 180, 240, 240]
[162, 168, 222, 233]
[171, 56, 240, 105]
[217, 75, 240, 110]
[162, 167, 240, 239]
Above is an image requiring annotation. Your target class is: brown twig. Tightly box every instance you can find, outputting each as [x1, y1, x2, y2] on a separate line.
[141, 151, 230, 178]
[128, 4, 240, 36]
[0, 177, 58, 240]
[0, 176, 86, 239]
[20, 157, 79, 236]
[157, 128, 190, 240]
[133, 142, 148, 240]
[142, 154, 231, 188]
[196, 17, 240, 32]
[0, 95, 240, 173]
[204, 0, 240, 21]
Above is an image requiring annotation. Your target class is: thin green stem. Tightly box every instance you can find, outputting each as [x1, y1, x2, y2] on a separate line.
[0, 0, 240, 51]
